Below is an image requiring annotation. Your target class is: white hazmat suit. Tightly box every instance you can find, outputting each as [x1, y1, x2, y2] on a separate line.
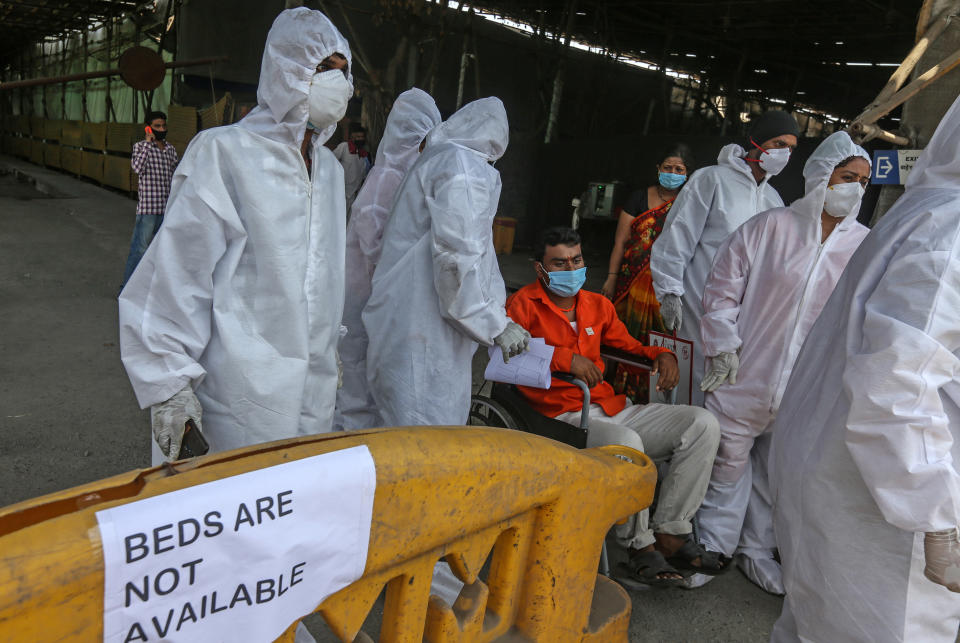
[335, 88, 442, 430]
[334, 139, 372, 212]
[363, 97, 510, 426]
[651, 144, 784, 406]
[120, 9, 352, 456]
[770, 97, 960, 642]
[695, 132, 870, 594]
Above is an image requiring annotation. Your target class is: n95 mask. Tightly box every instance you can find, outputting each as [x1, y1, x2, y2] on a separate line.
[308, 70, 351, 130]
[758, 147, 791, 176]
[823, 181, 865, 218]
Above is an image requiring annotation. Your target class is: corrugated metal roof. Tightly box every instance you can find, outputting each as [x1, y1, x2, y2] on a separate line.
[0, 0, 140, 57]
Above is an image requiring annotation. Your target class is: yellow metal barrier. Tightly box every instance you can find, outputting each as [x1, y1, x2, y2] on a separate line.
[0, 427, 655, 642]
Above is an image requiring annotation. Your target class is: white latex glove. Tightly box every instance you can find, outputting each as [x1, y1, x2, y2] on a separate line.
[700, 351, 740, 392]
[150, 385, 203, 460]
[660, 294, 682, 331]
[925, 528, 960, 592]
[494, 321, 531, 363]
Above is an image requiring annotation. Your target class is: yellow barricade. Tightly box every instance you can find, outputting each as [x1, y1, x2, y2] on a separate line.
[0, 427, 655, 642]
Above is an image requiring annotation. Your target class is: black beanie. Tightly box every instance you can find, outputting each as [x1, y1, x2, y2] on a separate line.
[748, 110, 800, 146]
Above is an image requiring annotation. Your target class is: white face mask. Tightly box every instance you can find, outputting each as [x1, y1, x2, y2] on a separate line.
[308, 70, 351, 130]
[823, 181, 865, 218]
[758, 146, 791, 176]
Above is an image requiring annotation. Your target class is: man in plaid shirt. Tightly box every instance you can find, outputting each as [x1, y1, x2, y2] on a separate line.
[120, 110, 178, 289]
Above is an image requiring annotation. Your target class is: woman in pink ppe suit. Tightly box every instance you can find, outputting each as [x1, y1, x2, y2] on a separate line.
[334, 88, 441, 430]
[689, 131, 871, 593]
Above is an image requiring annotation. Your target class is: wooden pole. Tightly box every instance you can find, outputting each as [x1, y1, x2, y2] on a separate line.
[856, 5, 955, 122]
[19, 50, 25, 117]
[854, 44, 960, 131]
[61, 33, 67, 120]
[82, 30, 89, 121]
[544, 0, 578, 143]
[471, 23, 481, 100]
[41, 42, 48, 119]
[455, 32, 470, 110]
[146, 0, 175, 112]
[850, 121, 910, 146]
[721, 51, 747, 136]
[917, 0, 937, 42]
[133, 20, 140, 123]
[106, 18, 114, 122]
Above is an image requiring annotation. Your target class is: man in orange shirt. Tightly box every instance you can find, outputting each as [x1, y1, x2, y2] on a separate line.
[506, 227, 723, 587]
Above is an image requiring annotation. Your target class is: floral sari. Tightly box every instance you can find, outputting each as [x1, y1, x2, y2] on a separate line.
[611, 198, 675, 402]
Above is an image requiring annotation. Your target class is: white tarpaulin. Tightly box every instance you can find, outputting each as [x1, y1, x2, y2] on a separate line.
[96, 445, 376, 643]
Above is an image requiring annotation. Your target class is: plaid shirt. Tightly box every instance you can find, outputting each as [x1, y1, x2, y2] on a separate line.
[132, 140, 178, 215]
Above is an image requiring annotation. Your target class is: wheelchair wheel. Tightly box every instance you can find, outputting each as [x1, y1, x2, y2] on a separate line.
[468, 395, 519, 430]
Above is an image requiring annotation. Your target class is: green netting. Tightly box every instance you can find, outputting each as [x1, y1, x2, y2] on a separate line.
[10, 22, 173, 124]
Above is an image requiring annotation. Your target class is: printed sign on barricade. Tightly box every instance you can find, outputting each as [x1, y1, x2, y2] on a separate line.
[647, 331, 694, 406]
[95, 445, 376, 643]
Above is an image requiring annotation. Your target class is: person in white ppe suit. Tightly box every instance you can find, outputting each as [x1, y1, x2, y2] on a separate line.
[651, 110, 799, 406]
[333, 123, 372, 213]
[689, 132, 871, 595]
[363, 97, 530, 426]
[119, 8, 353, 461]
[769, 96, 960, 642]
[334, 88, 441, 431]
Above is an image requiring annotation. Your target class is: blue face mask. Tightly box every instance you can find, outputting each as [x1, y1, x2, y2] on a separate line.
[658, 171, 686, 190]
[542, 266, 587, 297]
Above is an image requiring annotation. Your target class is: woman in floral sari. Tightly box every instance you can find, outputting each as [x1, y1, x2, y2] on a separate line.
[601, 144, 695, 401]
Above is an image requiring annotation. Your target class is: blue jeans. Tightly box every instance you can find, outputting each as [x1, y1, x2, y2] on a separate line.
[121, 213, 163, 288]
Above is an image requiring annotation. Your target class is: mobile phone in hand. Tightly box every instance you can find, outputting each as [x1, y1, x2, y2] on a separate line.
[176, 419, 209, 460]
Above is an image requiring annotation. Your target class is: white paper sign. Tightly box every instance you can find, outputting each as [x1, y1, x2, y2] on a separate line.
[485, 337, 555, 389]
[647, 332, 694, 406]
[96, 445, 376, 643]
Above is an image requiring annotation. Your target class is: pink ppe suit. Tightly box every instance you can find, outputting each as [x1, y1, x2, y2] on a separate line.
[695, 132, 870, 593]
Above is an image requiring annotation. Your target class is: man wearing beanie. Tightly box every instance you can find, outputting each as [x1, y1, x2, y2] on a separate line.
[650, 110, 799, 407]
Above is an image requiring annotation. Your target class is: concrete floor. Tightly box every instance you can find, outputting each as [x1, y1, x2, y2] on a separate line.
[0, 154, 782, 641]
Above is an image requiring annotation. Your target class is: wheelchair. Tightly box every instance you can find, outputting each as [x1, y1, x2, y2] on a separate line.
[468, 345, 679, 577]
[468, 345, 677, 444]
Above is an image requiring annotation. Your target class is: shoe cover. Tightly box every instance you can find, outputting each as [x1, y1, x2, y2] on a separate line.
[430, 561, 465, 605]
[294, 622, 317, 643]
[681, 572, 715, 590]
[736, 553, 784, 595]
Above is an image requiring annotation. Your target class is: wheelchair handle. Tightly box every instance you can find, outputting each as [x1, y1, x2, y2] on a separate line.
[553, 373, 591, 431]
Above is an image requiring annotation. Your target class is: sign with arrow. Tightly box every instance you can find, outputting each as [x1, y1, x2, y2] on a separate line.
[872, 149, 923, 185]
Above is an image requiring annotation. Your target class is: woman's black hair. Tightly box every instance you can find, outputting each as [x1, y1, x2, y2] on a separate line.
[659, 143, 695, 173]
[835, 155, 865, 168]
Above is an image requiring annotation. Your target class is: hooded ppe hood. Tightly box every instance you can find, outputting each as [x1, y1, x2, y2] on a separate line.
[376, 88, 441, 172]
[425, 97, 508, 161]
[717, 143, 762, 182]
[906, 94, 960, 190]
[238, 8, 352, 148]
[790, 131, 870, 221]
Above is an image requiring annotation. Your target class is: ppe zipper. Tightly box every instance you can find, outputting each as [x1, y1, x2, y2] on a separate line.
[771, 227, 833, 411]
